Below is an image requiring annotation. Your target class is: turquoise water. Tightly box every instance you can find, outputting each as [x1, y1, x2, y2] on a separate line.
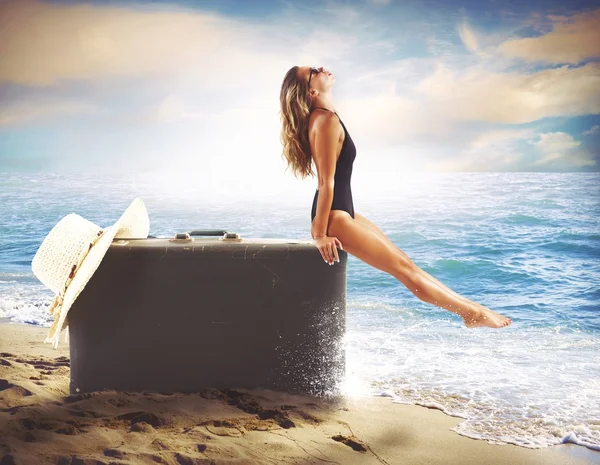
[0, 171, 599, 451]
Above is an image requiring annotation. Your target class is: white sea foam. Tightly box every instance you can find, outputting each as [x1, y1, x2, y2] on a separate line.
[0, 274, 53, 326]
[346, 298, 600, 451]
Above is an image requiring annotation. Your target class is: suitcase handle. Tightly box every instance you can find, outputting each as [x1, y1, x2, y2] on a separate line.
[175, 230, 241, 241]
[186, 230, 228, 236]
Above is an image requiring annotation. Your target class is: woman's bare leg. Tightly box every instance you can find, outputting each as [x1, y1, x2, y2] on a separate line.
[327, 210, 512, 328]
[354, 212, 505, 323]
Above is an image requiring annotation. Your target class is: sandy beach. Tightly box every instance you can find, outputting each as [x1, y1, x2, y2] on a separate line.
[0, 322, 598, 465]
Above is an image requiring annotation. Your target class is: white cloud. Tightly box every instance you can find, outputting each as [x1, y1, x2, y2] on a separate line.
[469, 128, 537, 149]
[337, 58, 600, 154]
[458, 23, 479, 54]
[582, 125, 600, 136]
[424, 128, 535, 171]
[424, 129, 597, 171]
[531, 131, 580, 152]
[529, 132, 596, 168]
[0, 0, 295, 88]
[532, 150, 596, 168]
[498, 9, 600, 64]
[415, 62, 600, 124]
[566, 152, 597, 167]
[427, 150, 521, 172]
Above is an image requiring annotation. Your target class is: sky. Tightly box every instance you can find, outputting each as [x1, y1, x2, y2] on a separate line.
[1, 0, 599, 194]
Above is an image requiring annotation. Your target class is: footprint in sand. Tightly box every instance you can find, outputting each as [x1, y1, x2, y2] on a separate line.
[201, 419, 245, 438]
[103, 448, 126, 459]
[332, 434, 367, 452]
[54, 419, 91, 435]
[217, 389, 296, 429]
[13, 356, 69, 370]
[0, 379, 33, 409]
[294, 409, 322, 425]
[1, 406, 21, 415]
[0, 379, 29, 393]
[117, 411, 165, 428]
[19, 417, 55, 431]
[0, 353, 67, 374]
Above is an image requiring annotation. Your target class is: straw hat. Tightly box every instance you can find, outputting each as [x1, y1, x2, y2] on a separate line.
[32, 198, 150, 348]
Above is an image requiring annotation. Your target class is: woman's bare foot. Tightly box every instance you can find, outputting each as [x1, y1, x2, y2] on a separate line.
[462, 305, 512, 328]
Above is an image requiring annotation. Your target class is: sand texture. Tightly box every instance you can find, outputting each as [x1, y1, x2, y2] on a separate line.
[1, 323, 598, 465]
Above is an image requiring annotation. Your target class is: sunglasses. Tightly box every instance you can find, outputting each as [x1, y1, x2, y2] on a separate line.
[307, 67, 321, 87]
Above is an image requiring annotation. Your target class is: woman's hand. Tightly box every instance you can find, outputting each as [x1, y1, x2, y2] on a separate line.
[314, 235, 343, 265]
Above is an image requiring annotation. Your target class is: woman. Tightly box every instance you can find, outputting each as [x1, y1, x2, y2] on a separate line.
[279, 65, 512, 328]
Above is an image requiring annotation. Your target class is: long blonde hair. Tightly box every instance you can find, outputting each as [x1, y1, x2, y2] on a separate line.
[279, 66, 316, 180]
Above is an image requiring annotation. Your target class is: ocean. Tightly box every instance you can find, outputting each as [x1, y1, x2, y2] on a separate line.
[1, 171, 599, 452]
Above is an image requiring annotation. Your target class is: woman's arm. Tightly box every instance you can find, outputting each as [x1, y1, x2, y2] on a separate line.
[310, 111, 341, 239]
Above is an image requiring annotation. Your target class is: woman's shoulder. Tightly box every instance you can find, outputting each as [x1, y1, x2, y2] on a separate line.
[309, 109, 340, 132]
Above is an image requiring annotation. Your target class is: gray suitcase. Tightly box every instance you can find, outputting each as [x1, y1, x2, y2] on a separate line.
[68, 230, 347, 396]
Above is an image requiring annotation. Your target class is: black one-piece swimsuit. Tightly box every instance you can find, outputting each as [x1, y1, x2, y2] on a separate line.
[310, 108, 357, 223]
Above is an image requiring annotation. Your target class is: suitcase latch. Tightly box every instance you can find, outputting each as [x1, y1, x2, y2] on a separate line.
[221, 232, 241, 242]
[170, 233, 192, 242]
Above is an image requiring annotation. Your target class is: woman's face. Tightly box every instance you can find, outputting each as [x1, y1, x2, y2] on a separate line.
[298, 66, 335, 93]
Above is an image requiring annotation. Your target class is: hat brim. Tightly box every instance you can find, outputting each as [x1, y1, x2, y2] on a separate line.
[114, 197, 149, 240]
[45, 198, 149, 347]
